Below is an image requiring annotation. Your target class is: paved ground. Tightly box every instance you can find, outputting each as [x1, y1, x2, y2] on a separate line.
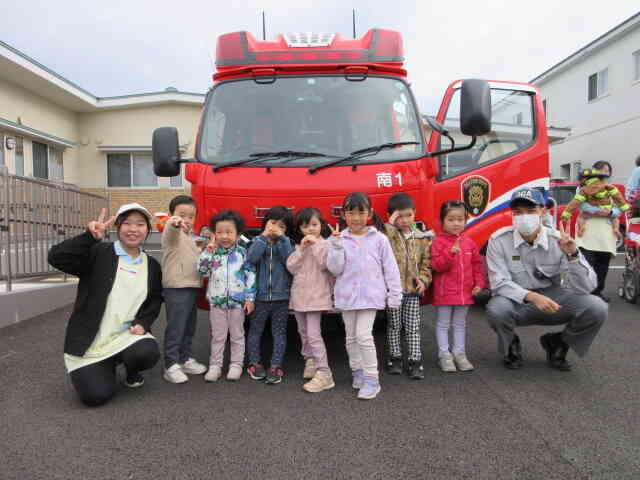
[1, 269, 639, 480]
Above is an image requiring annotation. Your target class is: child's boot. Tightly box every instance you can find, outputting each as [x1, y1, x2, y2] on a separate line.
[164, 364, 188, 384]
[303, 372, 335, 393]
[351, 369, 364, 389]
[438, 352, 457, 373]
[226, 364, 243, 381]
[407, 360, 425, 379]
[453, 353, 475, 372]
[204, 365, 222, 382]
[357, 376, 381, 400]
[386, 357, 403, 375]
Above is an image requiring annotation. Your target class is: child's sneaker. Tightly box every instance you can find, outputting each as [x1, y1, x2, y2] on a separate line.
[265, 367, 284, 385]
[226, 364, 243, 381]
[163, 364, 188, 384]
[357, 376, 381, 400]
[453, 353, 475, 372]
[407, 360, 425, 380]
[303, 372, 335, 393]
[181, 358, 207, 375]
[438, 352, 457, 373]
[204, 365, 222, 382]
[247, 363, 267, 381]
[303, 358, 317, 379]
[125, 372, 145, 388]
[351, 369, 364, 389]
[386, 357, 403, 375]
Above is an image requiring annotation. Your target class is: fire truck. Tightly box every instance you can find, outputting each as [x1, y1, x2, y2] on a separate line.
[153, 29, 549, 253]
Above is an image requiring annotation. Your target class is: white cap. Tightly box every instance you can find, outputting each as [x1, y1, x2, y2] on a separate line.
[115, 202, 152, 221]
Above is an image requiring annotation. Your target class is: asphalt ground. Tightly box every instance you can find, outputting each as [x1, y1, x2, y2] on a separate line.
[1, 268, 639, 480]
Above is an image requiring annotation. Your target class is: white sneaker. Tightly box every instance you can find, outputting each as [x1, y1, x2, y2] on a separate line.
[453, 353, 475, 372]
[181, 358, 207, 375]
[204, 365, 222, 382]
[438, 352, 457, 373]
[163, 364, 188, 384]
[226, 364, 243, 381]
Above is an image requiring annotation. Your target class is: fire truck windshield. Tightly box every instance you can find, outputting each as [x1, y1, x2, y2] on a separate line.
[198, 76, 423, 167]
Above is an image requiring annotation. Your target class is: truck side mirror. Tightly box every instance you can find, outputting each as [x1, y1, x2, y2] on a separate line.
[460, 79, 491, 136]
[152, 127, 181, 177]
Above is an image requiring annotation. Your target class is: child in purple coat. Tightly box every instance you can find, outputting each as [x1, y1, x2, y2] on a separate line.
[327, 192, 402, 400]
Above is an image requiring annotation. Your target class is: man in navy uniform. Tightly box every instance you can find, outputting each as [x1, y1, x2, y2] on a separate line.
[485, 188, 608, 371]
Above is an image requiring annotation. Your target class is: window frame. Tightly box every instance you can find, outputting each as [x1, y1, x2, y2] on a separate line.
[436, 88, 537, 181]
[106, 152, 159, 189]
[587, 68, 609, 101]
[14, 136, 24, 176]
[633, 49, 640, 82]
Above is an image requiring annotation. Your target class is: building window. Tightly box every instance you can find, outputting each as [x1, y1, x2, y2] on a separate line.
[588, 68, 608, 101]
[15, 137, 24, 176]
[107, 153, 158, 187]
[634, 50, 640, 82]
[32, 141, 63, 180]
[170, 165, 183, 187]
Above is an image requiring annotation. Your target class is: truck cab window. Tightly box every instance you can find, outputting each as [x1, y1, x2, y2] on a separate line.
[199, 76, 423, 167]
[437, 89, 535, 179]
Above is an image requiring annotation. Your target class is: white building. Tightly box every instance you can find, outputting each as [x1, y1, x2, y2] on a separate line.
[531, 11, 640, 185]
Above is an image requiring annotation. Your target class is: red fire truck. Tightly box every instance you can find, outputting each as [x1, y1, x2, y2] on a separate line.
[153, 29, 549, 254]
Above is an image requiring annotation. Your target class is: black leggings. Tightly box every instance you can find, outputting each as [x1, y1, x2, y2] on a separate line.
[580, 248, 612, 294]
[69, 338, 159, 407]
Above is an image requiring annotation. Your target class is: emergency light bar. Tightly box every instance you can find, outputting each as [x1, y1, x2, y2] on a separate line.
[215, 28, 403, 68]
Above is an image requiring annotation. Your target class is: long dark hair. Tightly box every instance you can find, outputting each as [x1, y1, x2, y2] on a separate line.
[340, 192, 385, 232]
[292, 207, 331, 244]
[592, 160, 612, 175]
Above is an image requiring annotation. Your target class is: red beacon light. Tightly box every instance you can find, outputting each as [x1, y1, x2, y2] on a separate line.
[214, 28, 404, 72]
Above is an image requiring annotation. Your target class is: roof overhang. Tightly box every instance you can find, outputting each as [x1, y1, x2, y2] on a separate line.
[531, 11, 640, 85]
[0, 40, 205, 112]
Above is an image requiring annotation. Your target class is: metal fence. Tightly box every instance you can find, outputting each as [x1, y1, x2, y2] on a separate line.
[0, 166, 109, 292]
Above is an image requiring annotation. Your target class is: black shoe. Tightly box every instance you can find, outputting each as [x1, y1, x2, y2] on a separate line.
[247, 363, 267, 380]
[386, 357, 403, 375]
[540, 333, 572, 371]
[503, 334, 523, 370]
[124, 373, 145, 388]
[407, 360, 425, 380]
[265, 367, 284, 385]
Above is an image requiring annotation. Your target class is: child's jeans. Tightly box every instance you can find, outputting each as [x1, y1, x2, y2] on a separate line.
[209, 307, 245, 368]
[435, 305, 469, 355]
[294, 311, 331, 374]
[387, 294, 422, 361]
[342, 309, 378, 378]
[163, 288, 199, 368]
[247, 300, 289, 367]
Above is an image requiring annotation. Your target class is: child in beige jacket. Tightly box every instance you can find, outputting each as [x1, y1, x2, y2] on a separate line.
[161, 195, 207, 384]
[286, 207, 335, 393]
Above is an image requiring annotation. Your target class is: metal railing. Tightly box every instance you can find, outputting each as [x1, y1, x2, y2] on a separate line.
[0, 166, 109, 292]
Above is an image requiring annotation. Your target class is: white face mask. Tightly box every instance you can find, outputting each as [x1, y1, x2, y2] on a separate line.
[513, 213, 541, 236]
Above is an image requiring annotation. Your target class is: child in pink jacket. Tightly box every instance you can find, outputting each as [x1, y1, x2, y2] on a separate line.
[287, 207, 335, 393]
[431, 200, 487, 373]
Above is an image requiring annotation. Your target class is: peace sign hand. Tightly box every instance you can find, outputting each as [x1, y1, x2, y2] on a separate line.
[87, 208, 116, 240]
[557, 221, 578, 256]
[328, 223, 341, 237]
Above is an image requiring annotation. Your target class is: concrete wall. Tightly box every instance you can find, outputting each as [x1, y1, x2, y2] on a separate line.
[537, 26, 640, 185]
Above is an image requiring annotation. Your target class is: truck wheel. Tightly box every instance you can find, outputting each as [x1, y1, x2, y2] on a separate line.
[622, 269, 638, 304]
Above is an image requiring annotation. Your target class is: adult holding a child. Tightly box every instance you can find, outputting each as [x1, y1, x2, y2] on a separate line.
[48, 204, 163, 407]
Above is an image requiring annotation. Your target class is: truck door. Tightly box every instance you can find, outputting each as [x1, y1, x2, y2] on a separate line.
[428, 82, 548, 247]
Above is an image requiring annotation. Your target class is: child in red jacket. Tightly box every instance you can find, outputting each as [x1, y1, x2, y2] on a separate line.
[431, 201, 487, 373]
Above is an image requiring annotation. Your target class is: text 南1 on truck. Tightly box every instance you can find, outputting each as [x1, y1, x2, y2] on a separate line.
[153, 28, 549, 253]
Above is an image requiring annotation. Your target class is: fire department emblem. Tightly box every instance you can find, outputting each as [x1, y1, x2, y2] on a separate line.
[462, 176, 491, 217]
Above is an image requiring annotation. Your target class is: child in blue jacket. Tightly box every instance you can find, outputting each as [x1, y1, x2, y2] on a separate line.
[245, 206, 294, 385]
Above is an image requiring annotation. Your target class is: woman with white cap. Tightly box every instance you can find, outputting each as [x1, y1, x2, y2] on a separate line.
[48, 203, 163, 407]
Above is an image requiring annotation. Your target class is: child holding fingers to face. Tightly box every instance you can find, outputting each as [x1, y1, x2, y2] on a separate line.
[198, 210, 256, 382]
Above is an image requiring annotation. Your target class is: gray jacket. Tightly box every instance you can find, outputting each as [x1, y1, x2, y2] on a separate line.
[486, 226, 597, 304]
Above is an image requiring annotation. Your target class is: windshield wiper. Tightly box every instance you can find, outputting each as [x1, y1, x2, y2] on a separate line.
[213, 151, 333, 172]
[308, 142, 419, 174]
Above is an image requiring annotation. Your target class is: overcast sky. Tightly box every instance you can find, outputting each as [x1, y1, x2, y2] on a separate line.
[1, 1, 638, 114]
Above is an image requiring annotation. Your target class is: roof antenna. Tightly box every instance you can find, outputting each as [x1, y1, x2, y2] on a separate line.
[352, 9, 356, 38]
[262, 11, 266, 40]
